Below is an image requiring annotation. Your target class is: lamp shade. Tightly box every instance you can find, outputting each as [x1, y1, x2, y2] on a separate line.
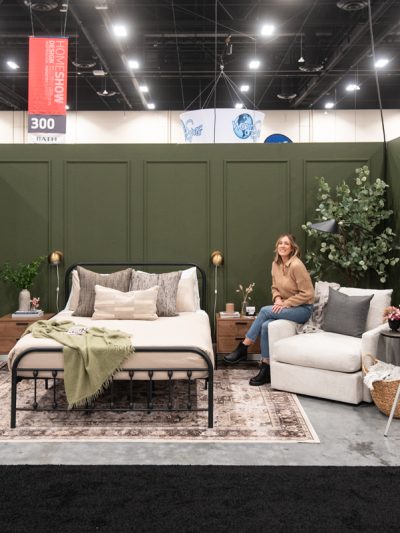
[211, 250, 224, 267]
[48, 250, 64, 265]
[310, 219, 340, 234]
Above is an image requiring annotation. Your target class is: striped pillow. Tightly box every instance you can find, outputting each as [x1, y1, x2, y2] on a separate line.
[73, 266, 132, 317]
[92, 285, 159, 320]
[130, 270, 181, 317]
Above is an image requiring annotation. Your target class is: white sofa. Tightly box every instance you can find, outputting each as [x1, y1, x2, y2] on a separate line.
[269, 288, 392, 404]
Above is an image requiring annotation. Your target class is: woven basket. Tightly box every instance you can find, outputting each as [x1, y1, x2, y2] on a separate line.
[363, 354, 400, 418]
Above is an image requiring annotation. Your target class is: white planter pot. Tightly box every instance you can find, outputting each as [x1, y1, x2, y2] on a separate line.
[18, 289, 31, 312]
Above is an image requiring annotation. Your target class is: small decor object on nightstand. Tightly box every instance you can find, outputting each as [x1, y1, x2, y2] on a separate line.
[236, 282, 255, 316]
[383, 306, 400, 331]
[0, 256, 45, 312]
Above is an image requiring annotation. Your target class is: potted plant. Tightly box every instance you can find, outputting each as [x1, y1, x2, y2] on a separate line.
[0, 256, 45, 311]
[302, 166, 399, 286]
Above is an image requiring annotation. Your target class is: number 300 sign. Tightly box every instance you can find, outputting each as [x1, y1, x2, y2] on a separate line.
[28, 114, 66, 134]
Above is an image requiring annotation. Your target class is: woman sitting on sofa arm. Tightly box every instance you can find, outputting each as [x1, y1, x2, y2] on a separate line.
[224, 233, 314, 386]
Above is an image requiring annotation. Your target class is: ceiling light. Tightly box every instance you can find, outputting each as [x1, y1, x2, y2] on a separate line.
[261, 24, 275, 37]
[235, 103, 244, 109]
[298, 56, 305, 64]
[240, 85, 250, 92]
[96, 89, 117, 97]
[346, 83, 360, 91]
[93, 69, 107, 76]
[7, 60, 19, 70]
[72, 60, 97, 69]
[59, 3, 68, 12]
[139, 85, 149, 93]
[128, 60, 140, 69]
[248, 59, 260, 70]
[95, 3, 108, 9]
[336, 1, 368, 11]
[375, 58, 389, 68]
[113, 25, 128, 38]
[147, 103, 155, 110]
[325, 102, 335, 109]
[277, 92, 297, 101]
[24, 1, 58, 12]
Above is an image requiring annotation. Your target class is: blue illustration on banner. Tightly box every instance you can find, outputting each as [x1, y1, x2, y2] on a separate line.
[232, 113, 253, 139]
[264, 133, 293, 143]
[181, 119, 203, 143]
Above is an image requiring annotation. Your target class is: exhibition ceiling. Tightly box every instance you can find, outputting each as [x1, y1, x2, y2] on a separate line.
[0, 0, 399, 111]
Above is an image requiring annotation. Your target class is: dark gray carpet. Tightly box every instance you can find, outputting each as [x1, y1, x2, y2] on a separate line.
[0, 466, 399, 532]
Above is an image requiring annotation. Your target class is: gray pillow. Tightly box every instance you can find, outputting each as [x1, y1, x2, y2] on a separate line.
[73, 266, 133, 317]
[322, 287, 373, 338]
[130, 271, 181, 316]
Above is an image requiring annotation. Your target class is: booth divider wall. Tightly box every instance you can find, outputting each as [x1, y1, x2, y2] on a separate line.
[0, 142, 388, 322]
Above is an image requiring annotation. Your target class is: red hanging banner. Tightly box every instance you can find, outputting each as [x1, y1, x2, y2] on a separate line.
[28, 36, 68, 115]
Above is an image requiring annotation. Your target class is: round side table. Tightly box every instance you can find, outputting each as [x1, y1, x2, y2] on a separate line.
[380, 329, 400, 436]
[380, 329, 400, 365]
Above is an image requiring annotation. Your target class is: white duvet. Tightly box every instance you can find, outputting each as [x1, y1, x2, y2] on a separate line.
[9, 310, 214, 380]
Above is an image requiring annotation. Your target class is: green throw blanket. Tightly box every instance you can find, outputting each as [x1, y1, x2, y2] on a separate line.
[24, 320, 134, 408]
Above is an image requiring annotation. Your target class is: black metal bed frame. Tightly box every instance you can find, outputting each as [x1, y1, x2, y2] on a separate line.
[10, 262, 214, 429]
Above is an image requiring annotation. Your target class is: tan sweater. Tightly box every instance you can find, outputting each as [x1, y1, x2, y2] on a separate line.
[271, 256, 314, 307]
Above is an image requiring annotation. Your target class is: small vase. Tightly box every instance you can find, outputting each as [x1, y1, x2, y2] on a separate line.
[388, 319, 400, 332]
[241, 301, 247, 316]
[18, 289, 31, 312]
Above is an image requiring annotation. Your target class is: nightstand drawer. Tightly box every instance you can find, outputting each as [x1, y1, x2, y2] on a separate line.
[0, 313, 55, 355]
[217, 337, 260, 354]
[217, 320, 252, 338]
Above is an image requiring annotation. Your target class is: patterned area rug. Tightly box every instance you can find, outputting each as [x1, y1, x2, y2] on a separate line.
[0, 366, 319, 442]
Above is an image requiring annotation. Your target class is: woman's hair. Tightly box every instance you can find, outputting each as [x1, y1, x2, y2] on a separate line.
[273, 233, 301, 264]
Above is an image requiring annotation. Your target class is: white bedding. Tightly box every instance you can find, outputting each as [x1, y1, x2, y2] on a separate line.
[8, 310, 214, 380]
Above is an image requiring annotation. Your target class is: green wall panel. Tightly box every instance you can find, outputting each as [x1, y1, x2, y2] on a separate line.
[0, 161, 50, 311]
[224, 160, 289, 309]
[144, 161, 209, 266]
[65, 161, 130, 261]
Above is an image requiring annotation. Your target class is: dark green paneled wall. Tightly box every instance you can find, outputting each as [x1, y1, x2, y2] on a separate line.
[0, 143, 385, 318]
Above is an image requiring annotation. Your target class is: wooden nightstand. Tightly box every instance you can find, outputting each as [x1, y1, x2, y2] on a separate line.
[0, 313, 55, 355]
[216, 313, 261, 359]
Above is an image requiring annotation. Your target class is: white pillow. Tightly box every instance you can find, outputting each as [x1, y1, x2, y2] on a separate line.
[65, 269, 80, 311]
[92, 284, 159, 320]
[339, 287, 392, 331]
[177, 267, 201, 312]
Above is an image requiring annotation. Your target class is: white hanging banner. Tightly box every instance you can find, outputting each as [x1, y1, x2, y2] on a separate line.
[180, 108, 264, 143]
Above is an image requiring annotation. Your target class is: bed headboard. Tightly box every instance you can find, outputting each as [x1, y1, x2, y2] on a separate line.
[64, 262, 207, 311]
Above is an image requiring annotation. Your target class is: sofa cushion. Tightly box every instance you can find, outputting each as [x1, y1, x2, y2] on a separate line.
[339, 287, 392, 331]
[323, 287, 372, 338]
[273, 331, 362, 373]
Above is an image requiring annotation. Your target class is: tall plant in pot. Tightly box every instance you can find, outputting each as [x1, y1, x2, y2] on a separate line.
[302, 166, 399, 286]
[0, 256, 45, 311]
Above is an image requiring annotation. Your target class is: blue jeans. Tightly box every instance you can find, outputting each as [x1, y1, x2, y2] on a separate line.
[246, 304, 313, 360]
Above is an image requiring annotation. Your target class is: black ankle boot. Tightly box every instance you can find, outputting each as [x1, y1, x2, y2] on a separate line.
[223, 342, 248, 364]
[249, 362, 270, 386]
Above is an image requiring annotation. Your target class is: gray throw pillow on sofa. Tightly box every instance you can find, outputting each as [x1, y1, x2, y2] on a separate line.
[322, 287, 373, 338]
[73, 266, 133, 317]
[130, 271, 181, 316]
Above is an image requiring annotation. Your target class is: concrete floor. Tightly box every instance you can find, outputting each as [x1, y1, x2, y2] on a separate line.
[1, 394, 399, 466]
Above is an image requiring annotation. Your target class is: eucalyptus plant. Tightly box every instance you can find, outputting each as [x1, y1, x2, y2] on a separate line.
[0, 256, 45, 291]
[302, 166, 399, 285]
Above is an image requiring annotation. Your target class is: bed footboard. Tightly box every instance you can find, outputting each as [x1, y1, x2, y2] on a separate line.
[10, 346, 214, 429]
